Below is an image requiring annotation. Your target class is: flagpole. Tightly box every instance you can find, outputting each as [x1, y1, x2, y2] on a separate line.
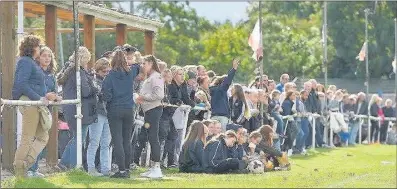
[323, 1, 328, 89]
[259, 1, 264, 125]
[364, 8, 371, 143]
[393, 18, 397, 119]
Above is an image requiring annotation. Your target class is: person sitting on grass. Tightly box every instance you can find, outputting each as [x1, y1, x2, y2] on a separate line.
[244, 131, 262, 156]
[206, 120, 222, 141]
[255, 125, 290, 169]
[179, 121, 209, 173]
[202, 120, 215, 141]
[203, 130, 248, 174]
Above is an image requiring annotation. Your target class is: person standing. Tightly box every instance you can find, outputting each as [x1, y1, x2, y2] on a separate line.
[86, 58, 112, 177]
[27, 45, 59, 177]
[57, 46, 98, 170]
[210, 58, 240, 132]
[12, 35, 61, 177]
[135, 55, 165, 179]
[276, 74, 289, 92]
[102, 50, 140, 178]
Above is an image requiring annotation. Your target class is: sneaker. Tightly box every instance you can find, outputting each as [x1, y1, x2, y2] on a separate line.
[110, 171, 130, 179]
[287, 149, 293, 157]
[27, 171, 45, 178]
[88, 169, 104, 177]
[167, 164, 178, 169]
[130, 163, 139, 170]
[146, 162, 163, 179]
[140, 167, 153, 177]
[111, 164, 119, 173]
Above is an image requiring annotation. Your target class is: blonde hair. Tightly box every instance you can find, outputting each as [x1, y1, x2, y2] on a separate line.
[385, 99, 393, 106]
[68, 46, 91, 68]
[328, 85, 337, 92]
[94, 58, 110, 72]
[369, 94, 379, 106]
[171, 66, 184, 77]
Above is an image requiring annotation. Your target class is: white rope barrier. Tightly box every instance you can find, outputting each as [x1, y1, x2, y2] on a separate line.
[279, 112, 395, 150]
[1, 99, 80, 106]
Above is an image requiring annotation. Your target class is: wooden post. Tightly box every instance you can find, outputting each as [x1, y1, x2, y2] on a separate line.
[144, 31, 154, 55]
[0, 1, 17, 170]
[116, 24, 127, 46]
[45, 4, 59, 167]
[83, 15, 95, 69]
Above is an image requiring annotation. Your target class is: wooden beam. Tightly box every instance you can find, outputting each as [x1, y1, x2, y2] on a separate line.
[23, 27, 141, 34]
[84, 15, 95, 69]
[116, 24, 127, 46]
[44, 4, 59, 167]
[0, 1, 17, 171]
[144, 31, 154, 55]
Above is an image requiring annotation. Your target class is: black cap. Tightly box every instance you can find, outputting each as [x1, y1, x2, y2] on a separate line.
[123, 44, 137, 53]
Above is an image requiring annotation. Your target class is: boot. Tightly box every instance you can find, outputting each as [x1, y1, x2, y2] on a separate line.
[140, 161, 154, 177]
[146, 162, 163, 179]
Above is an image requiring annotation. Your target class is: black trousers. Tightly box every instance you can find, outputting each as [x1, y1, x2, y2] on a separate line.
[380, 121, 389, 143]
[163, 121, 178, 166]
[370, 120, 380, 142]
[212, 158, 242, 173]
[144, 106, 163, 162]
[108, 107, 134, 171]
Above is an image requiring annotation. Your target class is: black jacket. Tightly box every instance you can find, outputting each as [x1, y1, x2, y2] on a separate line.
[229, 98, 244, 123]
[382, 107, 395, 118]
[203, 137, 239, 172]
[165, 80, 195, 116]
[307, 89, 321, 113]
[370, 103, 379, 117]
[357, 101, 369, 115]
[179, 140, 206, 173]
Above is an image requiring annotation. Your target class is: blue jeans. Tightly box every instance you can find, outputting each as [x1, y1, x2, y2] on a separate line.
[29, 148, 47, 172]
[60, 124, 89, 169]
[271, 112, 284, 135]
[348, 121, 360, 145]
[87, 114, 111, 173]
[296, 118, 310, 151]
[272, 139, 281, 152]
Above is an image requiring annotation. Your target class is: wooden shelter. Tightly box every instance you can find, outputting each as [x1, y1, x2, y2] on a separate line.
[0, 1, 163, 170]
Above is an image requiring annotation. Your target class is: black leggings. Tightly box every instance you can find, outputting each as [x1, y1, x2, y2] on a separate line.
[144, 106, 163, 162]
[380, 122, 389, 143]
[108, 107, 134, 171]
[212, 158, 244, 173]
[371, 120, 380, 142]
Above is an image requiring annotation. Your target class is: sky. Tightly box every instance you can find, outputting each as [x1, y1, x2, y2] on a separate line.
[118, 1, 249, 24]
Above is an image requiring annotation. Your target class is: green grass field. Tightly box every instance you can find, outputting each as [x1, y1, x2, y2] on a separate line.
[2, 145, 396, 188]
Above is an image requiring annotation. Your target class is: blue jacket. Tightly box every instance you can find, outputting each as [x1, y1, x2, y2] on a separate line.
[12, 56, 46, 100]
[179, 140, 206, 173]
[276, 83, 284, 92]
[210, 68, 236, 117]
[43, 70, 56, 93]
[282, 99, 294, 116]
[203, 137, 239, 172]
[102, 65, 139, 110]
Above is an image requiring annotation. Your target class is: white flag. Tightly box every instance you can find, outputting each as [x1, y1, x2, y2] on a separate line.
[356, 42, 367, 62]
[393, 59, 396, 73]
[248, 19, 263, 61]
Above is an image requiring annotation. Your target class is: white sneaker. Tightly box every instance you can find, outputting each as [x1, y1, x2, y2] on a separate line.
[27, 171, 45, 178]
[88, 169, 104, 177]
[146, 162, 163, 179]
[140, 167, 153, 177]
[287, 149, 293, 157]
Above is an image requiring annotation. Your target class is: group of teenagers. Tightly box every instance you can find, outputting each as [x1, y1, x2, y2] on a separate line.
[10, 34, 396, 180]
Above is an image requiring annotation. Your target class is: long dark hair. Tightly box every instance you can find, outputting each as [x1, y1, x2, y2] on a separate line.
[143, 55, 160, 73]
[183, 121, 207, 149]
[258, 125, 274, 147]
[233, 84, 249, 111]
[111, 50, 130, 73]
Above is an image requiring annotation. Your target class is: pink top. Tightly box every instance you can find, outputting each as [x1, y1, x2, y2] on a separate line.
[58, 121, 69, 130]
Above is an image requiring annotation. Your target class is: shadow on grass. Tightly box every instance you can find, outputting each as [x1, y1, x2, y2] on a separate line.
[62, 169, 181, 188]
[4, 177, 60, 188]
[291, 147, 336, 161]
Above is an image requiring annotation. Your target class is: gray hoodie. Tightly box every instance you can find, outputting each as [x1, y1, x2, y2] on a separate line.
[139, 71, 165, 112]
